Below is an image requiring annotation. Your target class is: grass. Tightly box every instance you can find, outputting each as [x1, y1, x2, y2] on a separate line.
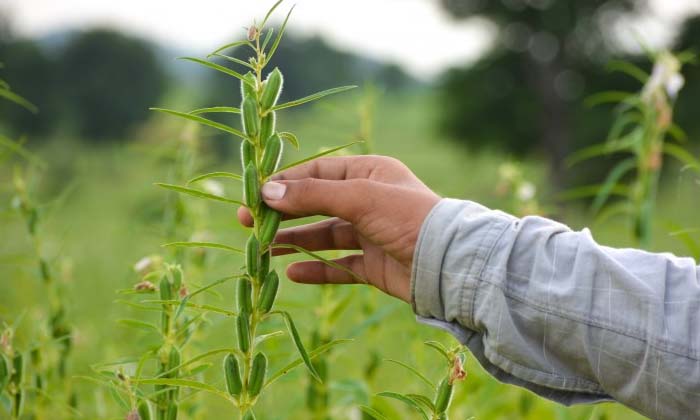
[2, 89, 697, 418]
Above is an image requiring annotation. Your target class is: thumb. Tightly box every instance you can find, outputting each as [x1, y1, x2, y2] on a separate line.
[261, 178, 376, 223]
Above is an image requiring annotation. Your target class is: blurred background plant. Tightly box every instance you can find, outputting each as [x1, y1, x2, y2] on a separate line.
[0, 0, 699, 418]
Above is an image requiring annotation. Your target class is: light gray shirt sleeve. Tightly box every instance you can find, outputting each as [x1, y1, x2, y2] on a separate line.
[410, 198, 700, 420]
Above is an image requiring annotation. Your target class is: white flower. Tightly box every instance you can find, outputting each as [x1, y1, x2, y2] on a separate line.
[517, 182, 536, 201]
[202, 180, 224, 196]
[643, 52, 684, 101]
[133, 256, 153, 274]
[666, 73, 685, 100]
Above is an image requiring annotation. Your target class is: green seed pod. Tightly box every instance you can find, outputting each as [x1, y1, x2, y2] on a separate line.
[26, 208, 38, 235]
[247, 352, 267, 397]
[243, 162, 260, 209]
[169, 266, 183, 292]
[257, 270, 279, 313]
[159, 276, 172, 302]
[245, 235, 259, 279]
[237, 278, 253, 313]
[241, 72, 257, 99]
[223, 353, 242, 397]
[261, 134, 283, 177]
[241, 140, 255, 169]
[39, 259, 50, 283]
[259, 251, 270, 280]
[11, 353, 24, 386]
[259, 112, 276, 145]
[259, 206, 282, 248]
[236, 312, 250, 353]
[0, 354, 9, 392]
[13, 389, 24, 418]
[434, 377, 454, 414]
[260, 68, 283, 111]
[137, 400, 152, 420]
[241, 95, 260, 137]
[167, 347, 181, 376]
[165, 402, 177, 420]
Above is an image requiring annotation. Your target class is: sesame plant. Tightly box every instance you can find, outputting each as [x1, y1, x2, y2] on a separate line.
[567, 50, 699, 247]
[96, 1, 363, 418]
[360, 342, 468, 420]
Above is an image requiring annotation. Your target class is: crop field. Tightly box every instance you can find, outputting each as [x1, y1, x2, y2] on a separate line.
[1, 1, 699, 419]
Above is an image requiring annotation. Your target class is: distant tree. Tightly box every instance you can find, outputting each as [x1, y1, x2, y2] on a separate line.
[436, 0, 686, 188]
[58, 29, 166, 141]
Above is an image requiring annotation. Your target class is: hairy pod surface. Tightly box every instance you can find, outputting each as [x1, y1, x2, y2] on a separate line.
[434, 377, 453, 414]
[245, 235, 260, 279]
[167, 347, 181, 377]
[259, 112, 276, 145]
[243, 163, 260, 209]
[259, 251, 270, 281]
[241, 95, 260, 138]
[159, 277, 172, 302]
[259, 206, 282, 248]
[257, 270, 279, 313]
[261, 134, 283, 177]
[260, 68, 283, 111]
[237, 278, 253, 314]
[241, 72, 257, 99]
[0, 354, 8, 392]
[248, 352, 267, 397]
[241, 140, 255, 168]
[223, 353, 243, 397]
[237, 312, 251, 353]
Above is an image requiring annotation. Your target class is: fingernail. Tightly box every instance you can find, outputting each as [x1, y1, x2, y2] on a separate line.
[262, 181, 286, 200]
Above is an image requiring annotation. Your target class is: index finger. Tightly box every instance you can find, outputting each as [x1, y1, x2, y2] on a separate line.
[272, 155, 382, 181]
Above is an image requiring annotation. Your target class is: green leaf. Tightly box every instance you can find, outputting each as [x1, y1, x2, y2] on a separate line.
[261, 0, 284, 29]
[254, 330, 284, 346]
[594, 202, 633, 226]
[406, 394, 436, 413]
[584, 91, 637, 108]
[558, 184, 630, 201]
[264, 339, 351, 387]
[0, 88, 38, 113]
[359, 406, 388, 420]
[155, 183, 245, 206]
[377, 392, 429, 420]
[278, 132, 300, 150]
[187, 363, 212, 377]
[272, 141, 363, 175]
[117, 319, 161, 334]
[265, 5, 295, 65]
[607, 60, 649, 84]
[150, 108, 245, 139]
[667, 123, 688, 143]
[208, 40, 255, 57]
[664, 143, 700, 173]
[275, 311, 320, 382]
[211, 53, 256, 70]
[272, 86, 357, 111]
[188, 106, 240, 115]
[591, 158, 636, 214]
[179, 57, 247, 82]
[134, 378, 232, 402]
[157, 348, 243, 380]
[163, 241, 244, 255]
[424, 341, 451, 362]
[187, 171, 242, 185]
[384, 359, 434, 388]
[270, 243, 366, 283]
[261, 27, 274, 52]
[566, 141, 631, 167]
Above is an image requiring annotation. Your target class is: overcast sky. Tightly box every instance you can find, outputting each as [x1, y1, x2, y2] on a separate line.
[2, 0, 699, 79]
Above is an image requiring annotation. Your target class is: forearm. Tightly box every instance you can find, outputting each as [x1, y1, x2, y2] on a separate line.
[412, 198, 700, 420]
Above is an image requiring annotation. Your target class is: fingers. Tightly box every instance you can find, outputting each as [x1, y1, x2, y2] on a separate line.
[272, 218, 360, 256]
[272, 156, 374, 182]
[261, 178, 377, 224]
[286, 254, 366, 285]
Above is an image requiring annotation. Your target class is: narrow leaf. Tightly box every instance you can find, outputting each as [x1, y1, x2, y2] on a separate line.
[384, 359, 434, 388]
[261, 27, 274, 51]
[406, 394, 436, 412]
[134, 378, 232, 402]
[584, 91, 637, 108]
[271, 243, 366, 283]
[591, 158, 636, 213]
[377, 392, 429, 420]
[265, 339, 351, 387]
[254, 331, 284, 346]
[117, 319, 161, 334]
[272, 141, 363, 175]
[163, 241, 244, 255]
[424, 341, 451, 362]
[188, 106, 240, 115]
[155, 183, 245, 206]
[0, 134, 45, 168]
[276, 311, 320, 382]
[278, 132, 300, 150]
[261, 0, 284, 28]
[664, 143, 700, 173]
[593, 201, 633, 226]
[0, 88, 38, 113]
[607, 60, 649, 83]
[188, 171, 242, 184]
[209, 40, 255, 57]
[265, 5, 295, 65]
[150, 108, 245, 138]
[211, 53, 255, 70]
[179, 57, 247, 82]
[558, 184, 630, 201]
[272, 86, 357, 111]
[359, 406, 388, 420]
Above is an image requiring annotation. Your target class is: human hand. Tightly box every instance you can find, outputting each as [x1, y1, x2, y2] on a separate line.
[237, 155, 440, 303]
